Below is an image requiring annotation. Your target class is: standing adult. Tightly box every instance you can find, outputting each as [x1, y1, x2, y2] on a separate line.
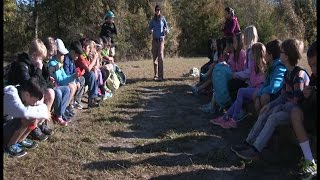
[222, 7, 241, 37]
[100, 10, 117, 57]
[149, 4, 169, 81]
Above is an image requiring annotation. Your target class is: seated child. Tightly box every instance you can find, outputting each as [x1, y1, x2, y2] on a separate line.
[3, 77, 50, 158]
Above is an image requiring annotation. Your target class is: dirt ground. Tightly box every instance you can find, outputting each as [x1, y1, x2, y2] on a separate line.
[4, 57, 313, 179]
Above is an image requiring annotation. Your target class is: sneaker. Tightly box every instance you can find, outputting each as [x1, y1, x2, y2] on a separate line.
[191, 86, 199, 96]
[65, 109, 75, 117]
[237, 110, 249, 122]
[29, 127, 49, 141]
[300, 159, 317, 179]
[4, 144, 27, 158]
[19, 138, 38, 149]
[69, 104, 74, 109]
[39, 123, 53, 135]
[62, 113, 72, 122]
[103, 92, 113, 100]
[210, 115, 226, 126]
[235, 147, 260, 160]
[52, 114, 68, 126]
[74, 102, 83, 110]
[153, 76, 158, 81]
[230, 143, 250, 154]
[66, 106, 75, 116]
[220, 118, 237, 129]
[88, 98, 100, 108]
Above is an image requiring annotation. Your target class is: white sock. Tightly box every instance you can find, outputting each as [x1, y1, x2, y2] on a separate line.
[299, 140, 314, 163]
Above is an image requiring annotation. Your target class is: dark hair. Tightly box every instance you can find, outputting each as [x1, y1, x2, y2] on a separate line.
[225, 7, 235, 16]
[69, 40, 83, 54]
[307, 41, 317, 58]
[153, 4, 162, 21]
[265, 39, 281, 60]
[20, 77, 44, 100]
[155, 4, 161, 11]
[281, 38, 302, 66]
[81, 38, 91, 50]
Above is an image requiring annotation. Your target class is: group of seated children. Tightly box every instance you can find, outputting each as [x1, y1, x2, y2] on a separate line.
[3, 35, 124, 158]
[192, 25, 317, 177]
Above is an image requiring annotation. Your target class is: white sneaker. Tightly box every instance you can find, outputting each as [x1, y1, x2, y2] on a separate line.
[74, 102, 83, 110]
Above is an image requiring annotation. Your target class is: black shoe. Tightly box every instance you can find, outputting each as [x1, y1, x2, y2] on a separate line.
[88, 98, 100, 108]
[39, 123, 53, 136]
[66, 106, 75, 116]
[29, 127, 48, 141]
[62, 114, 72, 122]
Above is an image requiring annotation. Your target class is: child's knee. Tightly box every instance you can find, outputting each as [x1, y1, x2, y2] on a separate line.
[45, 88, 55, 101]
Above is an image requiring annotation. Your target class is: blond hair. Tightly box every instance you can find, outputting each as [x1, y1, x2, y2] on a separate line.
[28, 38, 47, 59]
[243, 25, 258, 49]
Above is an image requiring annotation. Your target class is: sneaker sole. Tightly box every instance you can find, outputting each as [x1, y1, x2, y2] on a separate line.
[8, 151, 27, 158]
[235, 151, 259, 160]
[230, 145, 248, 154]
[210, 119, 225, 126]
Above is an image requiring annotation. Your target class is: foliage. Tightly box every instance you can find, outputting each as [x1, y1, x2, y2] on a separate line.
[3, 0, 317, 61]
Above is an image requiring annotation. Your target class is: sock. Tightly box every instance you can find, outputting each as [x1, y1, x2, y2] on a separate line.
[299, 140, 314, 163]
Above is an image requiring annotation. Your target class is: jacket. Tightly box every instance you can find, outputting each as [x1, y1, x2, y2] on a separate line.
[49, 57, 77, 86]
[256, 58, 286, 96]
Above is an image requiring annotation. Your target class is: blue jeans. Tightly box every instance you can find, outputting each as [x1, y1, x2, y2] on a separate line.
[53, 86, 70, 117]
[246, 102, 294, 152]
[84, 71, 98, 99]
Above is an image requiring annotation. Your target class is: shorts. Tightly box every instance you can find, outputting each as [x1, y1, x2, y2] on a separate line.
[3, 118, 22, 147]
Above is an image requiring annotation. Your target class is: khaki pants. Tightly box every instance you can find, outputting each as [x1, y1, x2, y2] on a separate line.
[152, 39, 165, 79]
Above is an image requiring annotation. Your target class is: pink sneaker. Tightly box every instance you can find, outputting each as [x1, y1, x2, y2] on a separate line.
[221, 118, 237, 129]
[210, 115, 225, 126]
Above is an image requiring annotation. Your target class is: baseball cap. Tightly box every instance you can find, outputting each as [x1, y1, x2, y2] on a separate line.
[56, 38, 69, 55]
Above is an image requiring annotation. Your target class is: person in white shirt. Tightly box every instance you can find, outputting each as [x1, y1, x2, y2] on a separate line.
[3, 77, 50, 158]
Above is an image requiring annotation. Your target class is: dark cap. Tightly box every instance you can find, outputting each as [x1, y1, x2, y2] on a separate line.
[155, 4, 161, 11]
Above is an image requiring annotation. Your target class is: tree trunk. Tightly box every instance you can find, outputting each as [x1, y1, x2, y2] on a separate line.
[34, 0, 38, 38]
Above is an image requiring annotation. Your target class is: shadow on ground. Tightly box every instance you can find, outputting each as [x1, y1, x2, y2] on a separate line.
[83, 78, 302, 179]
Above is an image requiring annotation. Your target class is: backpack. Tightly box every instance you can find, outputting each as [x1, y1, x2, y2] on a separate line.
[284, 66, 309, 90]
[106, 69, 120, 91]
[6, 53, 31, 86]
[114, 65, 126, 86]
[212, 62, 233, 108]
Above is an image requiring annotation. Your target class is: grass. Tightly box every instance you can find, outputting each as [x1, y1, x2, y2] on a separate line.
[4, 56, 311, 179]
